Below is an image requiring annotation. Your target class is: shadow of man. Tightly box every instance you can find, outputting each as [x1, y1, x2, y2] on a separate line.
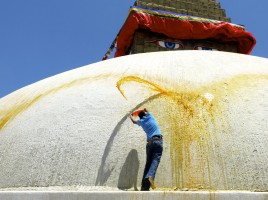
[118, 149, 140, 190]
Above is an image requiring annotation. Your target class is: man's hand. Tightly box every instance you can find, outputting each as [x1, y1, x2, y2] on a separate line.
[144, 108, 148, 114]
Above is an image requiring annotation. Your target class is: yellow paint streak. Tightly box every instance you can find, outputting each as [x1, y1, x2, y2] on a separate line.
[116, 76, 168, 99]
[116, 74, 268, 190]
[0, 74, 111, 130]
[116, 76, 195, 115]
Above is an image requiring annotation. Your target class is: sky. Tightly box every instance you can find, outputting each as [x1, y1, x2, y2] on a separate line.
[0, 0, 267, 98]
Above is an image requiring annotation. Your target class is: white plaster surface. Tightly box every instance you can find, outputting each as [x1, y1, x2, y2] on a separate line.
[0, 51, 267, 192]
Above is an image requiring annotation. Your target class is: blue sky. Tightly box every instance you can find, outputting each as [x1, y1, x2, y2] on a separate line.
[0, 0, 267, 98]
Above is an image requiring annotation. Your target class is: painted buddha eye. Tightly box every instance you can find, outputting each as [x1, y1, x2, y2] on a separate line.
[157, 41, 183, 49]
[146, 40, 184, 50]
[194, 46, 218, 51]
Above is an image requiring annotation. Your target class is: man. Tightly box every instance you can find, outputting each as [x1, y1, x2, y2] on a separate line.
[130, 108, 163, 191]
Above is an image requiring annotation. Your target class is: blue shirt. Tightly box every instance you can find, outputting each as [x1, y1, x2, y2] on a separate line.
[137, 112, 161, 141]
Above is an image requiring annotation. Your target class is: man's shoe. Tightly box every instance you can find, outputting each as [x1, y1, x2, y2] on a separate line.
[140, 187, 149, 191]
[148, 177, 156, 189]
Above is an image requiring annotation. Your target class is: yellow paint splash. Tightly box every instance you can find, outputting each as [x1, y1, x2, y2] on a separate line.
[117, 76, 168, 99]
[117, 76, 195, 115]
[116, 74, 268, 190]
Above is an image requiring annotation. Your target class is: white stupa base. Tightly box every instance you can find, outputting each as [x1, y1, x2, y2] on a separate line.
[0, 188, 267, 200]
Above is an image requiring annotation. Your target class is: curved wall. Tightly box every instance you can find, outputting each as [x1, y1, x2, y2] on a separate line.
[0, 51, 267, 191]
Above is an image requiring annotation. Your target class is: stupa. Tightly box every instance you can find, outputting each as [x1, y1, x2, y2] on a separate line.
[0, 0, 267, 199]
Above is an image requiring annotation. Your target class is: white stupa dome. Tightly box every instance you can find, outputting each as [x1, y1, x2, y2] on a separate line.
[0, 51, 267, 192]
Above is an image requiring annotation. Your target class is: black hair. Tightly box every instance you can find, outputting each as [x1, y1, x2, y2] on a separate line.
[138, 111, 146, 119]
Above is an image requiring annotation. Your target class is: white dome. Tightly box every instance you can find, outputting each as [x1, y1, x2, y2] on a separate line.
[0, 51, 267, 191]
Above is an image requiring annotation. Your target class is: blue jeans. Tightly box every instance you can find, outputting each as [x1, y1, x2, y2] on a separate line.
[141, 138, 163, 190]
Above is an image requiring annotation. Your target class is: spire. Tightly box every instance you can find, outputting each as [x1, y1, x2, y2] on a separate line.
[134, 0, 230, 22]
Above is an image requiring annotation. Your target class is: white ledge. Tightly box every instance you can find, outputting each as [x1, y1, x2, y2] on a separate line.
[0, 190, 267, 200]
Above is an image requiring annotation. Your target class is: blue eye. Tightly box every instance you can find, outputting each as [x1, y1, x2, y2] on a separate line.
[157, 41, 183, 49]
[165, 42, 175, 49]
